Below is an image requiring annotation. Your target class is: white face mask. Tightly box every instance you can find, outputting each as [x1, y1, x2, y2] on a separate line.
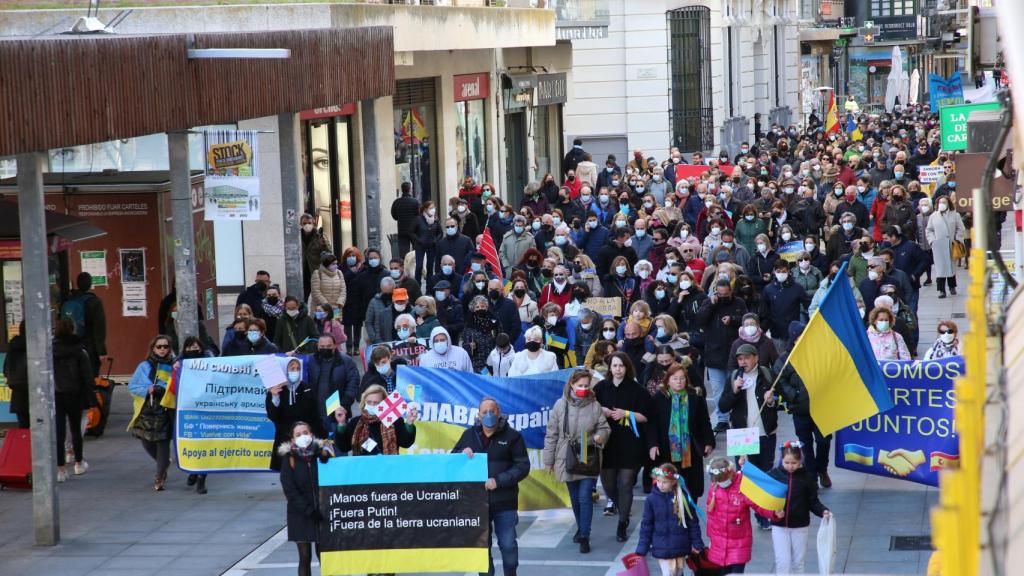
[868, 270, 879, 281]
[433, 341, 449, 354]
[775, 272, 788, 282]
[756, 244, 767, 254]
[680, 280, 692, 290]
[798, 260, 810, 270]
[939, 332, 955, 344]
[376, 363, 391, 375]
[302, 224, 314, 233]
[781, 232, 792, 241]
[805, 243, 816, 252]
[547, 315, 559, 325]
[742, 325, 758, 337]
[294, 434, 313, 449]
[602, 330, 616, 339]
[286, 308, 299, 318]
[580, 322, 592, 331]
[718, 478, 733, 488]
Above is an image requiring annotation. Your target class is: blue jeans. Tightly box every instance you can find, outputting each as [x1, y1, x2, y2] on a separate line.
[706, 367, 728, 425]
[482, 509, 518, 576]
[566, 478, 597, 538]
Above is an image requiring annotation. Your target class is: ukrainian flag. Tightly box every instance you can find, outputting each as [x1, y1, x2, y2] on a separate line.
[787, 261, 894, 435]
[843, 443, 875, 466]
[325, 390, 341, 416]
[739, 462, 787, 511]
[546, 332, 568, 350]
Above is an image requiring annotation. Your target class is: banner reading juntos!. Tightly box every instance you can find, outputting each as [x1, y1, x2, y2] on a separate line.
[834, 356, 963, 487]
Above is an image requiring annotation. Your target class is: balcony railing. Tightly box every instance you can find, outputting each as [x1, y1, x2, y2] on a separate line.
[552, 0, 610, 40]
[798, 0, 847, 24]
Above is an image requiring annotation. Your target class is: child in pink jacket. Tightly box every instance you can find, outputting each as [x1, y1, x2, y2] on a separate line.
[704, 457, 773, 573]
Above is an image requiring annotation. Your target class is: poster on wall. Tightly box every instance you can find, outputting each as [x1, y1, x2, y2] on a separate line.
[0, 352, 17, 424]
[80, 250, 108, 287]
[119, 248, 146, 283]
[203, 130, 261, 221]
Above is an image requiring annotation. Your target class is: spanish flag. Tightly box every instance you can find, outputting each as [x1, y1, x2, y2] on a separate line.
[787, 261, 894, 435]
[739, 462, 787, 511]
[825, 91, 840, 134]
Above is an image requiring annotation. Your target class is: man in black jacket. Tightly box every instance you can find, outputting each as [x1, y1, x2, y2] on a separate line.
[391, 181, 420, 256]
[776, 321, 833, 488]
[562, 138, 587, 176]
[453, 398, 530, 576]
[306, 335, 360, 421]
[696, 280, 748, 433]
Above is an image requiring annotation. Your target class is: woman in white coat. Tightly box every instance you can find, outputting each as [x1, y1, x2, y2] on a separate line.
[925, 196, 965, 299]
[507, 325, 559, 376]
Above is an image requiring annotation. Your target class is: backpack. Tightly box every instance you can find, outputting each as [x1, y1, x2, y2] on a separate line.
[59, 293, 94, 337]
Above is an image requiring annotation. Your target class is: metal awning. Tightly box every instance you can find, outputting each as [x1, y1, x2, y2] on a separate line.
[0, 200, 106, 243]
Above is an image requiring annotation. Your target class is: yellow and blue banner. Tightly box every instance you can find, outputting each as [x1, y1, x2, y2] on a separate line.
[739, 461, 787, 511]
[835, 356, 963, 487]
[397, 366, 573, 510]
[318, 453, 489, 575]
[173, 355, 295, 472]
[0, 352, 17, 424]
[788, 261, 894, 436]
[777, 240, 805, 263]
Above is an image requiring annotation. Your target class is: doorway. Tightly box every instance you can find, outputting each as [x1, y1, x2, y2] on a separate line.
[504, 111, 527, 207]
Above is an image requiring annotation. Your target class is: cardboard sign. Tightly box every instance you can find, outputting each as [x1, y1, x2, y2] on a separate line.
[917, 165, 945, 184]
[584, 296, 623, 318]
[254, 356, 288, 389]
[726, 427, 762, 456]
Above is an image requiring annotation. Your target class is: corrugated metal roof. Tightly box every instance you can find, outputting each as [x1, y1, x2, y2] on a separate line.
[0, 27, 394, 156]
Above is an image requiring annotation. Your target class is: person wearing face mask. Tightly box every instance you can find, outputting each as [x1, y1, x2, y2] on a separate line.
[912, 198, 935, 286]
[454, 398, 531, 576]
[499, 215, 536, 275]
[418, 325, 474, 371]
[273, 296, 320, 352]
[364, 278, 397, 345]
[412, 201, 443, 285]
[834, 185, 869, 232]
[925, 196, 965, 298]
[923, 320, 961, 360]
[453, 198, 483, 240]
[514, 248, 547, 295]
[745, 233, 779, 291]
[602, 256, 641, 318]
[542, 370, 611, 554]
[338, 248, 367, 354]
[310, 252, 348, 319]
[461, 295, 500, 372]
[508, 325, 560, 376]
[704, 456, 774, 573]
[484, 332, 516, 377]
[697, 280, 749, 433]
[570, 309, 598, 364]
[260, 286, 284, 341]
[300, 213, 331, 302]
[312, 304, 346, 351]
[173, 337, 213, 493]
[508, 278, 538, 323]
[486, 199, 512, 242]
[235, 318, 279, 356]
[734, 205, 767, 256]
[428, 254, 462, 297]
[825, 212, 865, 268]
[352, 248, 388, 332]
[643, 279, 673, 317]
[128, 335, 179, 490]
[236, 271, 272, 321]
[597, 154, 623, 191]
[392, 312, 419, 346]
[522, 180, 551, 216]
[669, 271, 708, 334]
[575, 212, 611, 259]
[427, 279, 465, 344]
[725, 312, 779, 376]
[866, 307, 910, 360]
[435, 217, 475, 279]
[411, 296, 441, 339]
[792, 251, 824, 302]
[538, 264, 573, 313]
[387, 257, 421, 301]
[267, 358, 326, 471]
[763, 260, 810, 339]
[858, 257, 899, 309]
[278, 420, 336, 576]
[357, 345, 402, 399]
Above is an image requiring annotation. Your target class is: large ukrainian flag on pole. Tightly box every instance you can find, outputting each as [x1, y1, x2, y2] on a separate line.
[787, 261, 893, 435]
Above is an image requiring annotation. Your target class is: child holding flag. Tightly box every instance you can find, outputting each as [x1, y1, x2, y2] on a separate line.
[635, 463, 705, 576]
[768, 442, 832, 574]
[705, 457, 774, 574]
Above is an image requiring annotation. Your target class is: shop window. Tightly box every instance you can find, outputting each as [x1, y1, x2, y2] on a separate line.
[307, 117, 356, 253]
[532, 105, 551, 181]
[455, 99, 487, 183]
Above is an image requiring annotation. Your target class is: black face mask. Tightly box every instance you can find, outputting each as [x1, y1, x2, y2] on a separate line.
[525, 341, 542, 352]
[256, 281, 268, 292]
[541, 269, 553, 278]
[234, 330, 246, 341]
[513, 288, 527, 298]
[266, 296, 279, 305]
[488, 289, 501, 300]
[183, 349, 203, 359]
[318, 348, 334, 360]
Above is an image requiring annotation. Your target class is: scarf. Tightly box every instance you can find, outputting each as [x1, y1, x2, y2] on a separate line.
[351, 413, 398, 455]
[739, 327, 763, 343]
[929, 338, 959, 359]
[262, 299, 284, 318]
[667, 390, 692, 467]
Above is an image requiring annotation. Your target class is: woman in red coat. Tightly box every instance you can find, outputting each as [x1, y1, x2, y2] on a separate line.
[704, 457, 774, 573]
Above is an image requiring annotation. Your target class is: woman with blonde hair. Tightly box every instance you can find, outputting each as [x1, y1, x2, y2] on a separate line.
[332, 384, 418, 456]
[543, 370, 611, 553]
[573, 254, 604, 297]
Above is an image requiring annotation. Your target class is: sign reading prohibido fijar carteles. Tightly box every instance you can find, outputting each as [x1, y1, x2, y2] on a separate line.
[318, 453, 489, 575]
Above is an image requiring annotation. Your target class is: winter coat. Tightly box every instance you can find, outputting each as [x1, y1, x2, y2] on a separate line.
[594, 377, 652, 470]
[307, 351, 361, 416]
[452, 417, 531, 512]
[3, 335, 28, 417]
[334, 414, 416, 455]
[543, 394, 611, 482]
[418, 326, 474, 371]
[926, 209, 966, 278]
[341, 265, 363, 325]
[887, 239, 928, 289]
[575, 160, 599, 188]
[68, 289, 107, 357]
[776, 352, 811, 417]
[363, 294, 394, 344]
[462, 313, 499, 372]
[513, 295, 539, 323]
[279, 440, 333, 542]
[636, 487, 705, 559]
[538, 282, 574, 316]
[646, 388, 715, 498]
[762, 279, 809, 340]
[734, 217, 768, 255]
[705, 474, 773, 566]
[595, 243, 639, 279]
[52, 334, 94, 406]
[435, 297, 466, 343]
[718, 366, 778, 435]
[317, 319, 346, 350]
[486, 346, 516, 376]
[867, 326, 911, 360]
[311, 266, 347, 309]
[391, 195, 421, 242]
[574, 224, 610, 258]
[222, 335, 279, 357]
[302, 230, 329, 277]
[507, 349, 559, 377]
[127, 358, 174, 442]
[792, 265, 823, 298]
[499, 230, 536, 274]
[824, 225, 865, 268]
[412, 215, 441, 250]
[266, 381, 326, 471]
[435, 233, 475, 276]
[726, 335, 779, 374]
[490, 297, 523, 344]
[768, 466, 828, 528]
[696, 295, 748, 370]
[883, 199, 917, 238]
[791, 198, 826, 237]
[416, 315, 441, 339]
[357, 359, 405, 397]
[273, 309, 320, 351]
[745, 250, 780, 291]
[350, 264, 389, 325]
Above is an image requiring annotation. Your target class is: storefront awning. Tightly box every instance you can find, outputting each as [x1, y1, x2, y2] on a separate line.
[0, 200, 107, 243]
[800, 28, 842, 42]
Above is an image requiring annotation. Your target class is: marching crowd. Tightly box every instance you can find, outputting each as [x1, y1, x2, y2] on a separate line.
[1, 103, 970, 576]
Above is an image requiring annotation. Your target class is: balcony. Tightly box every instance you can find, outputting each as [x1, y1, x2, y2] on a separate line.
[552, 0, 610, 41]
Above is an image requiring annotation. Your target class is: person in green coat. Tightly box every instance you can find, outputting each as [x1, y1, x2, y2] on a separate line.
[273, 296, 320, 352]
[414, 295, 442, 338]
[733, 204, 768, 256]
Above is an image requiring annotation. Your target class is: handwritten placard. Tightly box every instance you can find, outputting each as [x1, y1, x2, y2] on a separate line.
[917, 166, 944, 184]
[727, 427, 761, 456]
[584, 297, 623, 318]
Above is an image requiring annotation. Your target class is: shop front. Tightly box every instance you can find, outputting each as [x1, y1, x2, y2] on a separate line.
[503, 74, 535, 206]
[394, 78, 439, 206]
[534, 72, 567, 181]
[0, 172, 218, 366]
[301, 104, 357, 253]
[453, 73, 489, 185]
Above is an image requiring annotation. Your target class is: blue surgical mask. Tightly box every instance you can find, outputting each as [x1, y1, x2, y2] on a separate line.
[435, 291, 447, 302]
[287, 371, 301, 384]
[447, 226, 458, 236]
[314, 310, 327, 320]
[552, 217, 562, 227]
[434, 341, 449, 355]
[368, 258, 381, 268]
[656, 327, 667, 339]
[619, 204, 629, 215]
[442, 264, 453, 275]
[486, 204, 496, 215]
[532, 221, 541, 231]
[666, 274, 678, 285]
[514, 225, 525, 235]
[390, 269, 402, 279]
[555, 235, 567, 246]
[247, 330, 261, 343]
[346, 256, 357, 267]
[397, 327, 411, 339]
[616, 265, 627, 275]
[606, 166, 614, 173]
[655, 289, 666, 300]
[471, 262, 482, 272]
[636, 229, 646, 237]
[481, 412, 498, 428]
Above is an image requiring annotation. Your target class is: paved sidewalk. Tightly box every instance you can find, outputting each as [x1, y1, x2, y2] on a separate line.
[0, 260, 969, 576]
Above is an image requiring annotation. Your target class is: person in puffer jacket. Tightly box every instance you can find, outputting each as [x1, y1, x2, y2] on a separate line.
[635, 463, 704, 576]
[768, 441, 832, 575]
[704, 457, 774, 573]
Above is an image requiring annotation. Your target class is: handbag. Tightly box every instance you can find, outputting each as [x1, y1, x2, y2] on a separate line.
[951, 239, 966, 261]
[563, 402, 601, 476]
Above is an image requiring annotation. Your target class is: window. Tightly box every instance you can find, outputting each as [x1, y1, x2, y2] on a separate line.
[455, 99, 487, 183]
[667, 6, 713, 152]
[871, 0, 915, 17]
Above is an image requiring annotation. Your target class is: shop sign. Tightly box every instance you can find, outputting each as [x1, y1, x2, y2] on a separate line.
[939, 102, 1001, 151]
[299, 103, 357, 121]
[454, 73, 489, 102]
[949, 153, 1017, 213]
[503, 74, 536, 110]
[874, 15, 916, 41]
[536, 73, 568, 106]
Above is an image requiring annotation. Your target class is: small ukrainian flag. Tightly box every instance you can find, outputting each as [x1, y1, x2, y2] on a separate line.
[843, 443, 875, 466]
[739, 462, 788, 511]
[325, 390, 341, 416]
[546, 333, 568, 350]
